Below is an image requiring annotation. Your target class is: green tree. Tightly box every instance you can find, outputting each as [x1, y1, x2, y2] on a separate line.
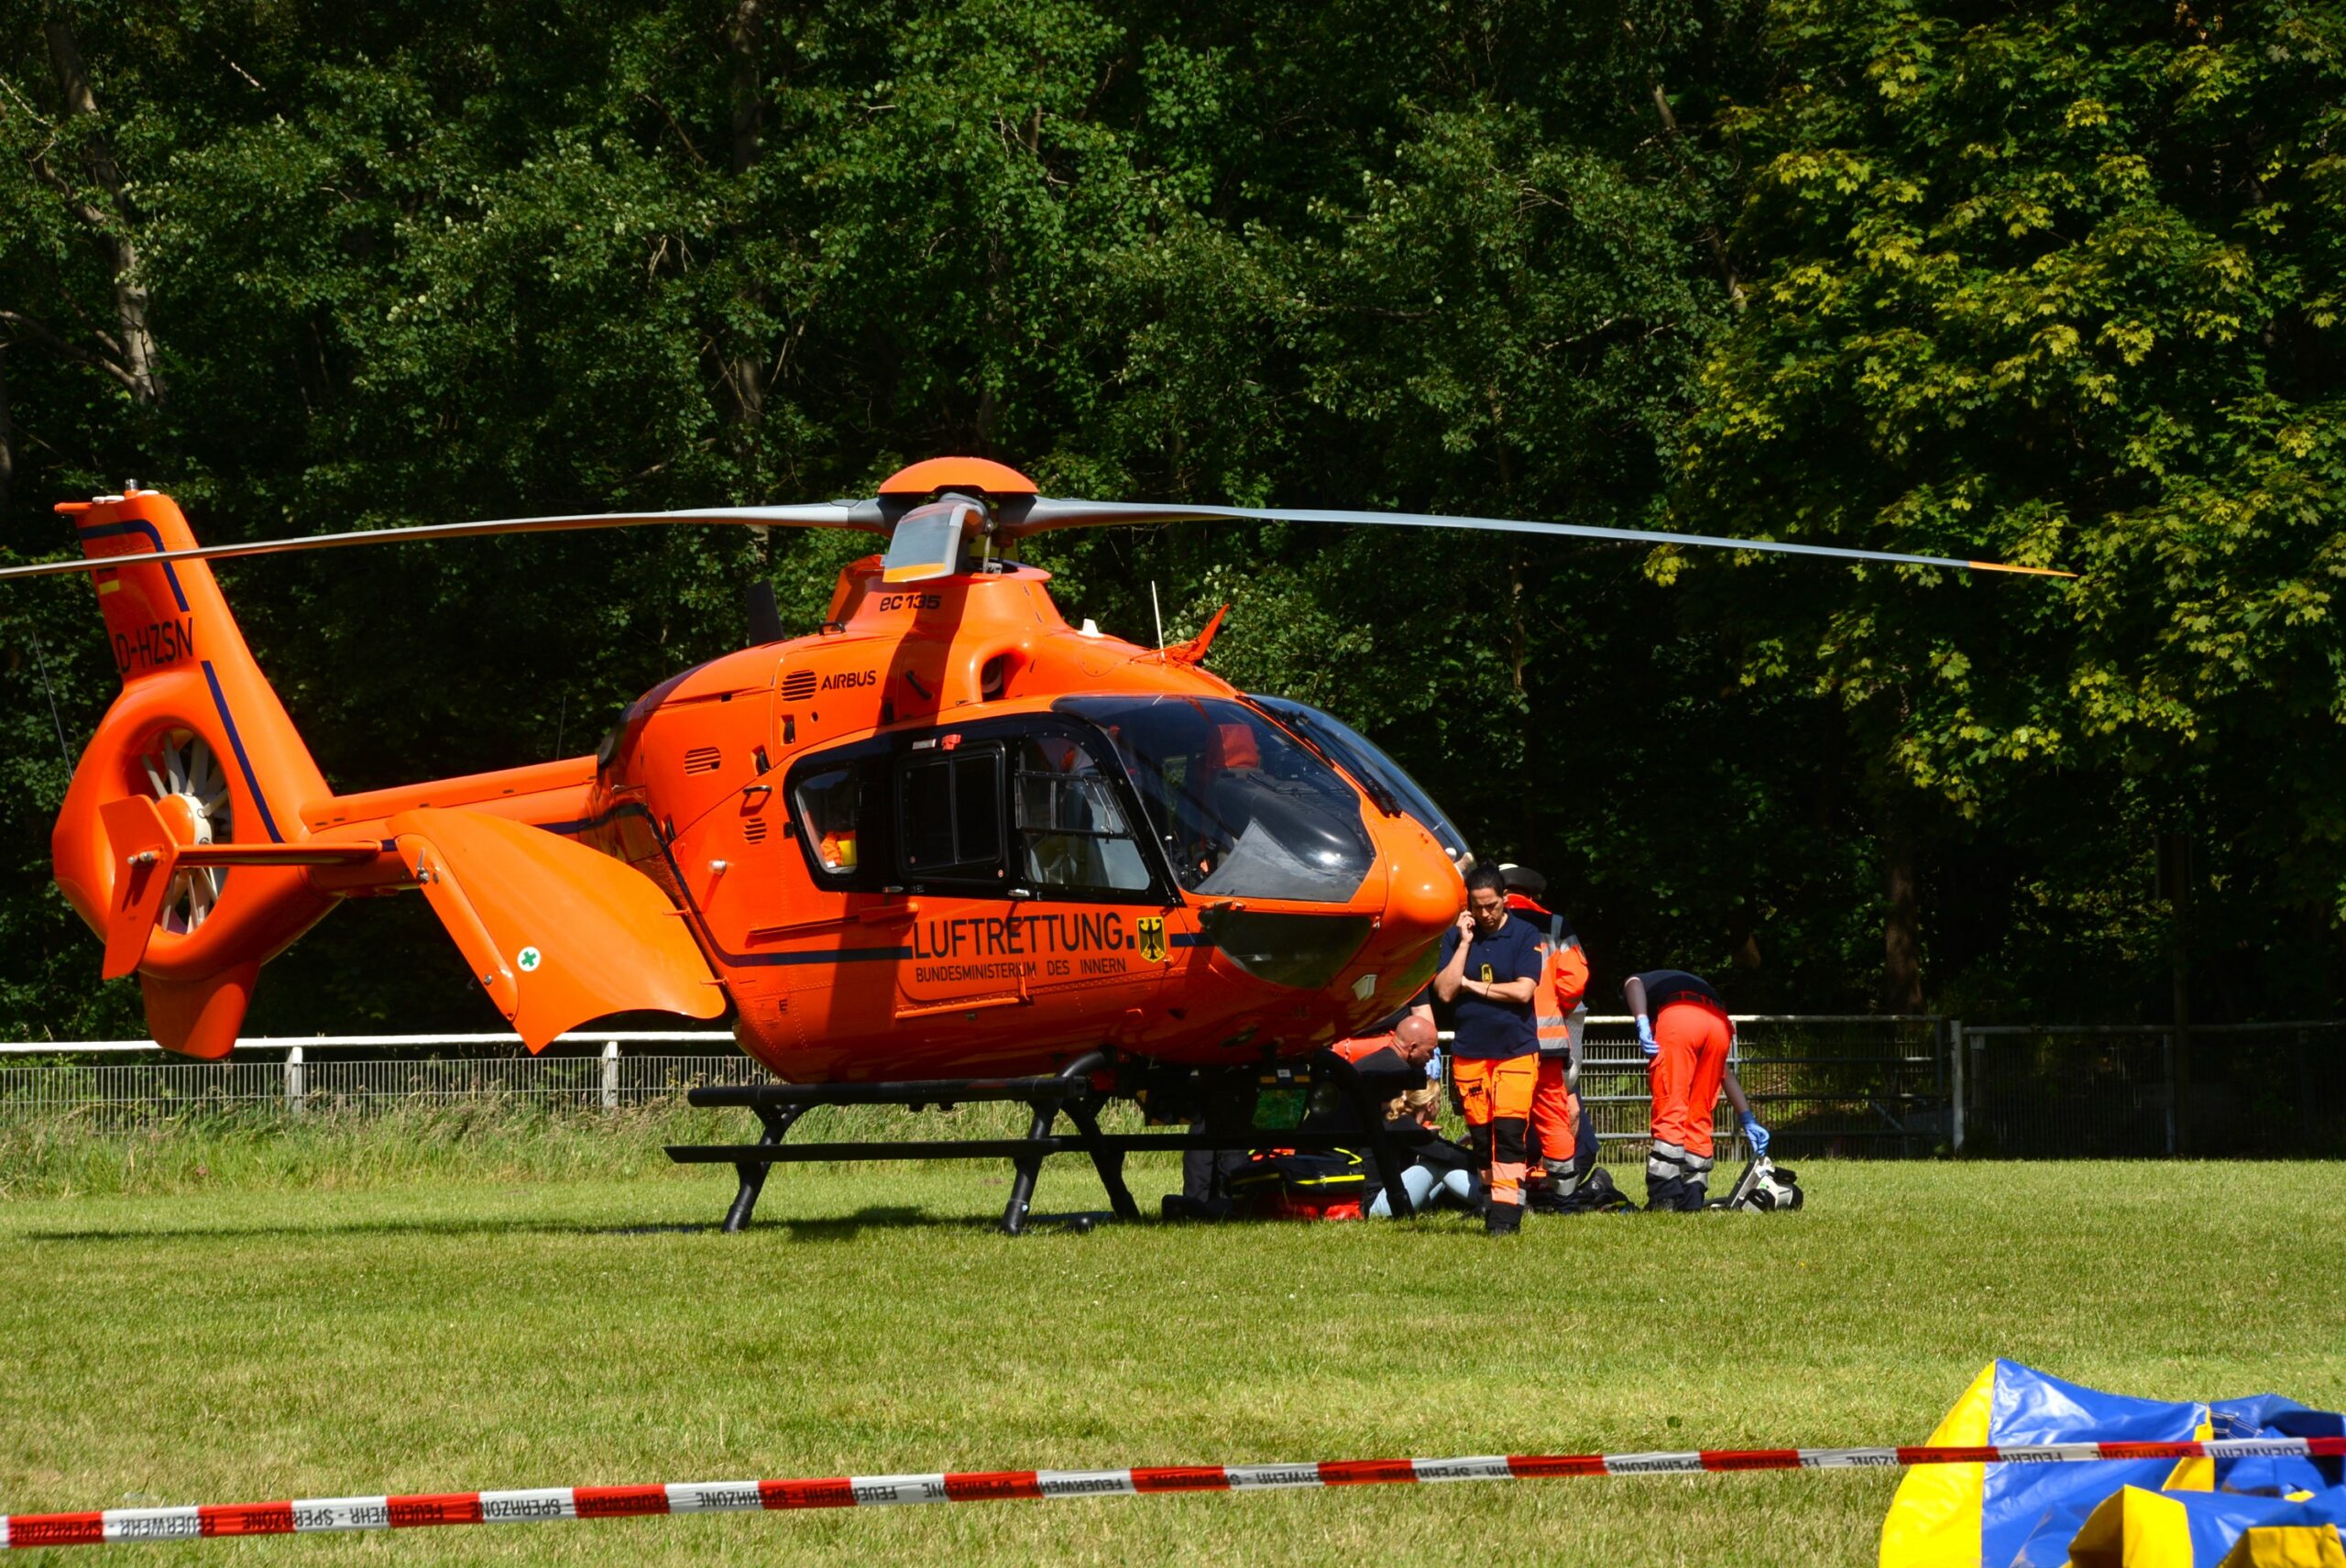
[5, 0, 2334, 1042]
[1679, 0, 2346, 1014]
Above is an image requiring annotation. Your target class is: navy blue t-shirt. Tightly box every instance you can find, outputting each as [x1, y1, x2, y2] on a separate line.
[1628, 969, 1725, 1015]
[1438, 915, 1542, 1058]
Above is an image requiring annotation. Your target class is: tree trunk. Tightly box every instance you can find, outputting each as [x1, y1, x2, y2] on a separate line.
[44, 17, 164, 407]
[1507, 554, 1526, 697]
[1882, 822, 1924, 1012]
[0, 344, 14, 520]
[2160, 829, 2194, 1155]
[728, 0, 763, 176]
[1729, 905, 1762, 972]
[976, 233, 1004, 451]
[720, 0, 768, 431]
[1508, 554, 1537, 863]
[1648, 81, 1746, 314]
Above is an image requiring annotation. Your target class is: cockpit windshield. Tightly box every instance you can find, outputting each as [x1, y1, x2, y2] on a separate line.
[1247, 695, 1473, 868]
[1057, 696, 1376, 903]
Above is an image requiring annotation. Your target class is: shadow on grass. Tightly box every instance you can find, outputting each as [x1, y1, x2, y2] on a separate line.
[19, 1204, 1135, 1245]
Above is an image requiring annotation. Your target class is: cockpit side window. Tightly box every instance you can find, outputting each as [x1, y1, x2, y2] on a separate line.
[1245, 694, 1472, 868]
[1055, 696, 1376, 904]
[1014, 737, 1152, 894]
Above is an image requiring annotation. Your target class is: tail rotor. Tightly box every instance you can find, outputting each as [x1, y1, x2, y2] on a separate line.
[138, 728, 232, 936]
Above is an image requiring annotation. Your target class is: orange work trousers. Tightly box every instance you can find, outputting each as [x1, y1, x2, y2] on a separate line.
[1453, 1055, 1538, 1207]
[1649, 1002, 1732, 1158]
[1529, 1054, 1578, 1169]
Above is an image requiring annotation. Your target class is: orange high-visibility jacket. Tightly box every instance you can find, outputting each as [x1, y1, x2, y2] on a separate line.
[1535, 935, 1587, 1055]
[1505, 894, 1588, 1058]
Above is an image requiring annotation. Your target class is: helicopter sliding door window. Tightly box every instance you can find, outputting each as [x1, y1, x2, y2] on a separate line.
[1013, 738, 1151, 894]
[897, 749, 1005, 882]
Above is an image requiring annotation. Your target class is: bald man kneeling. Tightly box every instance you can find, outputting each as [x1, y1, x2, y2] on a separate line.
[1328, 1014, 1479, 1218]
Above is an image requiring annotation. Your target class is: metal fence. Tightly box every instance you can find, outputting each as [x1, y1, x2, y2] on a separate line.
[0, 1019, 1947, 1165]
[1951, 1021, 2346, 1158]
[6, 1017, 2342, 1157]
[1579, 1014, 1950, 1163]
[0, 1033, 764, 1127]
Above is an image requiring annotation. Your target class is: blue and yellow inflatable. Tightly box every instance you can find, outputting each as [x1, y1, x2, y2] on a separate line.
[1880, 1362, 2346, 1566]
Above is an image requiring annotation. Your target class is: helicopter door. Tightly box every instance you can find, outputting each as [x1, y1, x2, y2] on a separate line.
[897, 746, 1006, 886]
[1010, 736, 1154, 897]
[892, 744, 1025, 1018]
[1005, 734, 1169, 1012]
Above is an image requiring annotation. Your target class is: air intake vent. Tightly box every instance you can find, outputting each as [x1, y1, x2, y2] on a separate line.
[780, 670, 817, 702]
[684, 746, 721, 774]
[742, 818, 769, 844]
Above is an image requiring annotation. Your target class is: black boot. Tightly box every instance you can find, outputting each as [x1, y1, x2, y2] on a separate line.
[1646, 1174, 1687, 1212]
[1525, 1168, 1583, 1214]
[1485, 1201, 1524, 1236]
[1680, 1156, 1715, 1212]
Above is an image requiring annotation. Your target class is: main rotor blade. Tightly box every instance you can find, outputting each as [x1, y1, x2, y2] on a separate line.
[0, 487, 2073, 585]
[1009, 499, 2074, 578]
[0, 501, 888, 584]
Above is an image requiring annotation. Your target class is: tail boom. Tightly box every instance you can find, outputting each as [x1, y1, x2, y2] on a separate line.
[48, 490, 718, 1056]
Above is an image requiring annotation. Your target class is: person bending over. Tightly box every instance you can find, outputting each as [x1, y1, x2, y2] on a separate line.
[1622, 969, 1770, 1211]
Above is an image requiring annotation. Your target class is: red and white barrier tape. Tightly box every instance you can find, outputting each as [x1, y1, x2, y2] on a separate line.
[9, 1438, 2342, 1550]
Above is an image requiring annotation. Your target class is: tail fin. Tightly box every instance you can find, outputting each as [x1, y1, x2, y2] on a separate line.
[51, 490, 339, 1057]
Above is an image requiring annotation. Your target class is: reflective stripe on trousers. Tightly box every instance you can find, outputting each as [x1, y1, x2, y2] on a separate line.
[1645, 1140, 1714, 1180]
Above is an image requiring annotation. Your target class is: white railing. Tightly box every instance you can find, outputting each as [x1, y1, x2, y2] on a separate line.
[0, 1031, 736, 1055]
[0, 1018, 1953, 1158]
[0, 1032, 757, 1122]
[11, 1016, 2341, 1157]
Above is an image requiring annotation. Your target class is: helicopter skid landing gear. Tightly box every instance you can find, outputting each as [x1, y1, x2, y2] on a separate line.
[674, 1051, 1133, 1235]
[719, 1102, 807, 1233]
[668, 1048, 1426, 1234]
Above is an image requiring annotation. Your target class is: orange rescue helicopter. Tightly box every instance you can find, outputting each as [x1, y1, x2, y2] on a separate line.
[5, 457, 2065, 1228]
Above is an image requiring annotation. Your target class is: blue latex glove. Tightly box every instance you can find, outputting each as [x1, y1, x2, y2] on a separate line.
[1741, 1113, 1770, 1157]
[1636, 1014, 1658, 1057]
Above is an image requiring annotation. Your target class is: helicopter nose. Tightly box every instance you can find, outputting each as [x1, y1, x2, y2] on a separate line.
[1380, 822, 1465, 953]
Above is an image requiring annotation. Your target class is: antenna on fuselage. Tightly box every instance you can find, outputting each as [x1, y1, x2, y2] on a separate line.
[746, 580, 784, 646]
[1151, 582, 1165, 652]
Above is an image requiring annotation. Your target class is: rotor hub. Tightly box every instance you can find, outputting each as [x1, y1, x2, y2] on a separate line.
[158, 792, 214, 846]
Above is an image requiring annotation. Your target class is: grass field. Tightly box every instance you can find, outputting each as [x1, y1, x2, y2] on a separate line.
[5, 1125, 2345, 1566]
